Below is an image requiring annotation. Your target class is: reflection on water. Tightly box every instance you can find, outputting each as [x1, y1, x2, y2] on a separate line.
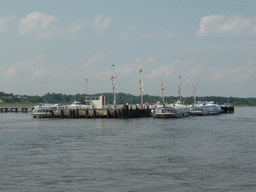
[0, 107, 255, 191]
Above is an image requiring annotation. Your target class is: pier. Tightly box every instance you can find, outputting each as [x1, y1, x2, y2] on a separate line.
[51, 105, 151, 119]
[0, 105, 34, 113]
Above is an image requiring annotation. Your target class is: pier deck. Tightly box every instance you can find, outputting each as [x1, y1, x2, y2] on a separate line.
[0, 105, 34, 113]
[48, 106, 151, 119]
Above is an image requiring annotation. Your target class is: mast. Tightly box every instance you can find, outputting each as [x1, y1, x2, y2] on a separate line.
[139, 68, 143, 105]
[111, 63, 117, 108]
[193, 85, 197, 104]
[85, 79, 88, 95]
[178, 75, 182, 102]
[161, 73, 165, 103]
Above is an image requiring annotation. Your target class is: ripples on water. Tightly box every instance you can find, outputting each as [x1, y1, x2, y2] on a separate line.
[0, 107, 255, 191]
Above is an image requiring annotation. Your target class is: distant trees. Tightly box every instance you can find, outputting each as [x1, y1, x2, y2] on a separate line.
[0, 91, 255, 106]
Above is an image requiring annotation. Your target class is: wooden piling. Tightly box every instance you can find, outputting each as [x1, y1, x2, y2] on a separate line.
[60, 110, 63, 119]
[69, 109, 72, 118]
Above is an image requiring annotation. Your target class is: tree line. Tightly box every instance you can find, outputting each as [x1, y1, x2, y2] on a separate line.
[0, 91, 255, 106]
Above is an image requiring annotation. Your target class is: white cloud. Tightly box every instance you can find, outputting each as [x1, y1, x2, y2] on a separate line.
[210, 67, 224, 80]
[120, 25, 137, 39]
[135, 57, 143, 62]
[197, 13, 256, 36]
[135, 57, 154, 63]
[68, 15, 112, 35]
[186, 66, 202, 82]
[0, 15, 15, 32]
[2, 55, 49, 79]
[19, 11, 58, 34]
[144, 30, 175, 39]
[237, 60, 256, 82]
[93, 15, 112, 30]
[31, 68, 50, 79]
[3, 61, 28, 78]
[229, 67, 242, 75]
[69, 19, 86, 33]
[148, 63, 176, 78]
[84, 53, 106, 67]
[95, 63, 138, 79]
[145, 57, 154, 63]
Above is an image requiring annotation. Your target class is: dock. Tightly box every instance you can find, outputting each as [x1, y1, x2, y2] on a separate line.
[52, 105, 151, 118]
[0, 105, 34, 113]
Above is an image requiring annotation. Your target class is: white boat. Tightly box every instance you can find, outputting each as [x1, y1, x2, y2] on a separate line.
[31, 103, 63, 118]
[152, 101, 190, 118]
[152, 105, 179, 118]
[68, 100, 87, 109]
[68, 96, 107, 109]
[189, 101, 221, 116]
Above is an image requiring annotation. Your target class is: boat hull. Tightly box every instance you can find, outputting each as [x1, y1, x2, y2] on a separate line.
[153, 113, 181, 118]
[31, 113, 52, 118]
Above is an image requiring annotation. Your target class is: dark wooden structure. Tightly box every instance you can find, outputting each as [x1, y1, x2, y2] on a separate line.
[52, 105, 151, 118]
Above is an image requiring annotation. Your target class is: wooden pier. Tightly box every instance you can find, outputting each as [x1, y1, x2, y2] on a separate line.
[52, 105, 151, 119]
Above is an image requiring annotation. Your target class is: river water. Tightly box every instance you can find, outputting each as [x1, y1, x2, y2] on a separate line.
[0, 107, 255, 192]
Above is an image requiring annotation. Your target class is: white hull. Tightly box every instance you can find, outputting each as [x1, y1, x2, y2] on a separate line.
[152, 101, 190, 118]
[189, 101, 221, 116]
[32, 113, 52, 118]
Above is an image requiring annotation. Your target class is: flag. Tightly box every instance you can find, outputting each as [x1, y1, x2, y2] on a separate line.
[162, 72, 164, 76]
[179, 75, 181, 79]
[111, 63, 115, 67]
[139, 68, 142, 73]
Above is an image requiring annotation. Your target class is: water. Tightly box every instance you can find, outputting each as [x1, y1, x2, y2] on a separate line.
[0, 107, 255, 192]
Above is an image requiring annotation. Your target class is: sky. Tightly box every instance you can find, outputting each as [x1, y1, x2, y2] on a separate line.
[0, 0, 255, 98]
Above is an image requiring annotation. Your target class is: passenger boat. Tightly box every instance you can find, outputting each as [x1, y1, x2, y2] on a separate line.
[31, 103, 64, 118]
[68, 100, 87, 109]
[152, 104, 179, 118]
[188, 85, 221, 116]
[152, 75, 190, 118]
[152, 101, 190, 118]
[189, 101, 221, 116]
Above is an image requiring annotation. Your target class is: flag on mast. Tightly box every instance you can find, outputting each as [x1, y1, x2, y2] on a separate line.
[139, 68, 142, 73]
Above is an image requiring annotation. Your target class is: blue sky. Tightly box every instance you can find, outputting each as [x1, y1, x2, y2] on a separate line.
[0, 0, 255, 98]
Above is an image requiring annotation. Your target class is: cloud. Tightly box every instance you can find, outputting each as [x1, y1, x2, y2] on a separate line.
[68, 15, 112, 36]
[237, 60, 256, 82]
[3, 61, 28, 78]
[93, 15, 112, 30]
[197, 13, 256, 36]
[148, 63, 176, 78]
[229, 67, 242, 75]
[2, 55, 49, 79]
[31, 68, 50, 79]
[143, 30, 175, 39]
[19, 11, 58, 34]
[69, 19, 86, 33]
[135, 57, 154, 63]
[84, 53, 106, 67]
[120, 25, 137, 39]
[135, 57, 143, 62]
[186, 66, 202, 82]
[210, 67, 224, 80]
[95, 62, 138, 80]
[145, 57, 154, 62]
[0, 15, 15, 32]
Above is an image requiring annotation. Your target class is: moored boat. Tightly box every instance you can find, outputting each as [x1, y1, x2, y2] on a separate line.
[152, 105, 180, 118]
[31, 103, 65, 118]
[152, 101, 190, 118]
[189, 101, 221, 116]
